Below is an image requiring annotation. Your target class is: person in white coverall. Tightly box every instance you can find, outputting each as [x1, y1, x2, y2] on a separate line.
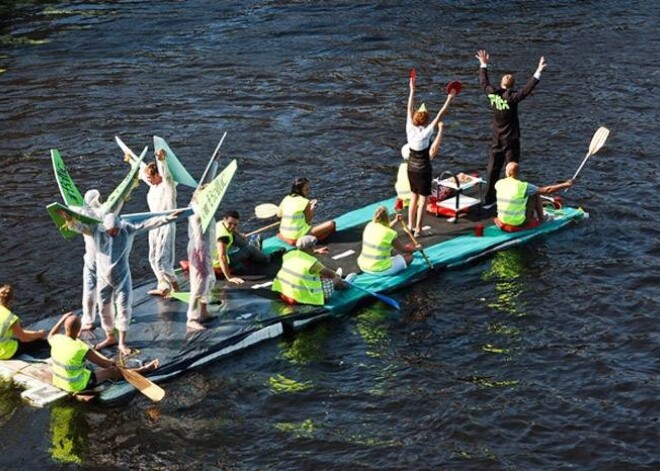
[79, 190, 103, 331]
[65, 211, 181, 355]
[186, 211, 217, 331]
[142, 148, 179, 296]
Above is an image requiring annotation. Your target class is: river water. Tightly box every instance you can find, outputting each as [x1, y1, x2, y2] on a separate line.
[0, 1, 658, 469]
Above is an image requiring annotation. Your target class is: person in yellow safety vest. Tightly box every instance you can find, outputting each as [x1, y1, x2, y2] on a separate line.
[358, 206, 421, 276]
[47, 312, 159, 393]
[272, 235, 353, 306]
[277, 177, 336, 244]
[495, 162, 573, 228]
[214, 210, 273, 285]
[0, 284, 47, 360]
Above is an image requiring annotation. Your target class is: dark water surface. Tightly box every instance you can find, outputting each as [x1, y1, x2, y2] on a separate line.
[1, 1, 658, 469]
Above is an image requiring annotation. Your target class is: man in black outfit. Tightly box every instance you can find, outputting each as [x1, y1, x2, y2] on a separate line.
[476, 49, 547, 208]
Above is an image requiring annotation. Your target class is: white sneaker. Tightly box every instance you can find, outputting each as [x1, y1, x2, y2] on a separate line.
[336, 267, 343, 277]
[344, 272, 357, 283]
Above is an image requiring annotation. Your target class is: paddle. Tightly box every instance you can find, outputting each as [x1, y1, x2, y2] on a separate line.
[245, 221, 280, 237]
[255, 203, 279, 219]
[344, 280, 401, 310]
[570, 126, 610, 181]
[118, 367, 165, 402]
[399, 219, 433, 269]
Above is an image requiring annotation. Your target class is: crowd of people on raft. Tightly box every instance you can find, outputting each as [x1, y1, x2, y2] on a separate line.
[0, 49, 574, 395]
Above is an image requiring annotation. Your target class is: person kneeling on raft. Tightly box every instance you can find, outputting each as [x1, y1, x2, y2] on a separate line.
[357, 206, 421, 276]
[495, 162, 572, 231]
[277, 177, 335, 245]
[48, 312, 158, 394]
[214, 210, 274, 285]
[272, 235, 353, 306]
[0, 284, 47, 360]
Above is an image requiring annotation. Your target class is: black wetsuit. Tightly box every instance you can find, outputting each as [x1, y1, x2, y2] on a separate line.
[480, 66, 539, 205]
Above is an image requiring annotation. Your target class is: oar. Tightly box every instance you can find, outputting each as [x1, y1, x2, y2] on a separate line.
[118, 367, 165, 402]
[255, 203, 279, 219]
[399, 219, 433, 269]
[570, 126, 610, 181]
[245, 221, 280, 237]
[344, 280, 400, 310]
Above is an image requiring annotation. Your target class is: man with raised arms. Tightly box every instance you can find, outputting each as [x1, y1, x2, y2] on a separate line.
[476, 49, 547, 208]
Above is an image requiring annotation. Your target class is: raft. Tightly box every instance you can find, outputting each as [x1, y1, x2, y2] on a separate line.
[3, 191, 586, 406]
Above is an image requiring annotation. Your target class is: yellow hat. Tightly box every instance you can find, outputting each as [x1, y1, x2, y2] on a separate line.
[417, 103, 427, 113]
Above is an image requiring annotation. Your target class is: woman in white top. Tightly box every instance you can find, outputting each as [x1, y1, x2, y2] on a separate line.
[406, 74, 446, 237]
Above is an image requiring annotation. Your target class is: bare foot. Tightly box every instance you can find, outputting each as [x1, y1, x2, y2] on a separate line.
[80, 323, 95, 332]
[148, 288, 170, 297]
[135, 359, 159, 374]
[186, 320, 207, 331]
[171, 281, 180, 292]
[117, 344, 135, 356]
[94, 335, 117, 351]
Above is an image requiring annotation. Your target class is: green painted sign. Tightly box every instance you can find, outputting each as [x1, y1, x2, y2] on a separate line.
[196, 159, 238, 233]
[51, 149, 83, 207]
[101, 146, 147, 215]
[46, 202, 101, 239]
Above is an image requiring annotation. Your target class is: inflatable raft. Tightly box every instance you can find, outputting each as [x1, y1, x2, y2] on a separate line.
[2, 192, 586, 406]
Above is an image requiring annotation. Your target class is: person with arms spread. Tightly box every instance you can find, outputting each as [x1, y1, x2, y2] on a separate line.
[476, 49, 547, 208]
[405, 73, 447, 237]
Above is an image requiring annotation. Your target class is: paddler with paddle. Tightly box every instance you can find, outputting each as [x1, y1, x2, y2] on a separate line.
[357, 206, 421, 276]
[272, 235, 355, 305]
[494, 162, 573, 232]
[48, 312, 159, 394]
[405, 69, 458, 238]
[0, 284, 48, 359]
[476, 49, 547, 209]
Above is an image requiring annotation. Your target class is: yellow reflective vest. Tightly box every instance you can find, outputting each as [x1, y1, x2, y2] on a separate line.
[0, 305, 18, 360]
[213, 221, 235, 268]
[279, 195, 311, 240]
[357, 221, 397, 272]
[395, 162, 411, 206]
[495, 177, 529, 226]
[272, 250, 324, 305]
[49, 334, 92, 393]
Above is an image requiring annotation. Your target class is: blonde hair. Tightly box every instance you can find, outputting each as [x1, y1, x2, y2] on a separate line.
[373, 206, 390, 225]
[0, 284, 14, 306]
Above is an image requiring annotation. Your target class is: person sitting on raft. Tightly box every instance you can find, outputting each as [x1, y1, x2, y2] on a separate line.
[215, 210, 273, 285]
[48, 312, 159, 394]
[357, 206, 421, 276]
[277, 177, 335, 245]
[272, 235, 353, 305]
[495, 162, 573, 232]
[0, 284, 47, 360]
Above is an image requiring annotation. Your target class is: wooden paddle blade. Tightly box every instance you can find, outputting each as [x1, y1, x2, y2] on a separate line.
[446, 80, 462, 95]
[120, 368, 165, 402]
[588, 126, 610, 155]
[410, 68, 416, 82]
[255, 203, 279, 219]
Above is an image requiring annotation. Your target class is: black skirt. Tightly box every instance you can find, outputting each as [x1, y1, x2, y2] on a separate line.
[407, 147, 432, 196]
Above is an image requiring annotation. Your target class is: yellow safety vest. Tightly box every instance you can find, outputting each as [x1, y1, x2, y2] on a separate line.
[495, 177, 529, 226]
[213, 221, 235, 268]
[272, 250, 324, 305]
[357, 222, 397, 272]
[0, 305, 18, 360]
[279, 195, 311, 240]
[49, 334, 92, 393]
[395, 162, 411, 206]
